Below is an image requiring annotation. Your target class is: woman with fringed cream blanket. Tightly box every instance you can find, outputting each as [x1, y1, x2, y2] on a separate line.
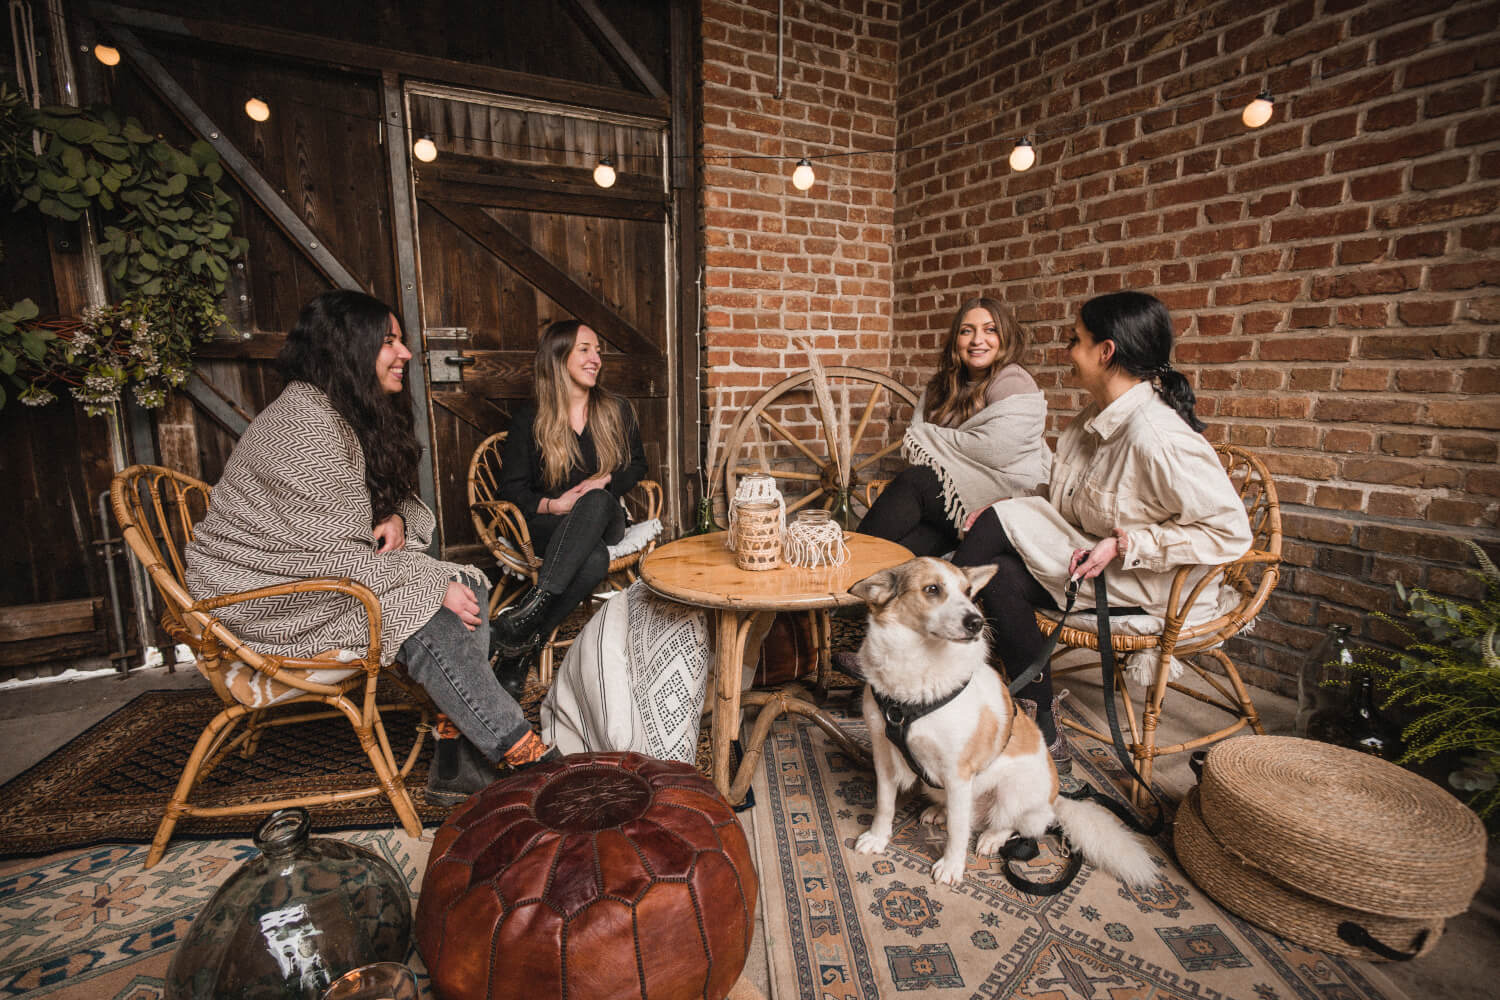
[858, 297, 1052, 556]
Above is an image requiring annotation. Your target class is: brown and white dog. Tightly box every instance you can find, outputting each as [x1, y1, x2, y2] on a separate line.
[849, 557, 1157, 888]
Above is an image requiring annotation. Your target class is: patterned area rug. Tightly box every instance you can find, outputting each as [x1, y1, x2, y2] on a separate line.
[749, 691, 1410, 1000]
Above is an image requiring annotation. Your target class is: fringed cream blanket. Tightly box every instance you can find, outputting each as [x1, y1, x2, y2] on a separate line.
[542, 581, 711, 763]
[902, 389, 1052, 530]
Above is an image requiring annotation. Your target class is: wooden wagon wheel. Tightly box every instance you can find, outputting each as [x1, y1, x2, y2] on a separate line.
[722, 367, 919, 521]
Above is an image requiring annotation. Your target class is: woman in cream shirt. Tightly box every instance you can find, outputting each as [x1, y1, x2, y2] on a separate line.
[951, 290, 1252, 766]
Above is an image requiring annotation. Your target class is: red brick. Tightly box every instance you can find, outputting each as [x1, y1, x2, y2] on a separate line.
[1336, 303, 1390, 327]
[1366, 492, 1426, 519]
[1363, 333, 1481, 360]
[1314, 485, 1365, 511]
[1437, 435, 1499, 462]
[1288, 306, 1332, 327]
[1213, 279, 1304, 306]
[1338, 238, 1388, 265]
[1395, 367, 1458, 393]
[1324, 429, 1374, 453]
[1232, 153, 1329, 193]
[1261, 336, 1351, 362]
[1427, 401, 1500, 430]
[1430, 260, 1500, 290]
[1394, 231, 1449, 258]
[1470, 469, 1500, 498]
[1315, 397, 1421, 423]
[1330, 129, 1445, 172]
[1291, 244, 1334, 270]
[1426, 81, 1488, 118]
[1309, 113, 1358, 145]
[1466, 295, 1500, 323]
[1270, 208, 1371, 242]
[1359, 525, 1471, 562]
[1275, 423, 1319, 447]
[1375, 187, 1500, 229]
[1396, 300, 1456, 326]
[1310, 266, 1422, 299]
[1350, 169, 1404, 201]
[1460, 222, 1500, 251]
[1339, 367, 1391, 391]
[1461, 366, 1500, 394]
[1411, 157, 1472, 191]
[1457, 110, 1500, 146]
[1284, 512, 1355, 546]
[1296, 181, 1344, 209]
[1428, 499, 1491, 527]
[1378, 433, 1431, 457]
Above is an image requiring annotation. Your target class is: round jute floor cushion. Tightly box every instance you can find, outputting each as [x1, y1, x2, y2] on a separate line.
[1197, 736, 1485, 919]
[415, 752, 758, 1000]
[1175, 787, 1444, 960]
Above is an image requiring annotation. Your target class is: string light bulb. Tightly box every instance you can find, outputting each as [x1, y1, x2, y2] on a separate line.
[791, 158, 816, 191]
[244, 97, 270, 122]
[412, 136, 438, 163]
[1008, 138, 1036, 172]
[593, 156, 617, 188]
[1242, 91, 1275, 128]
[93, 44, 120, 66]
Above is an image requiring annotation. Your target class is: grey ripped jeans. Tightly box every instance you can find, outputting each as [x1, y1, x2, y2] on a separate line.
[398, 578, 530, 763]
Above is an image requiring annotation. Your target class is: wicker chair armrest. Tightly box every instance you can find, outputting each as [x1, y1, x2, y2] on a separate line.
[470, 498, 538, 569]
[864, 480, 890, 509]
[189, 576, 385, 670]
[629, 479, 664, 522]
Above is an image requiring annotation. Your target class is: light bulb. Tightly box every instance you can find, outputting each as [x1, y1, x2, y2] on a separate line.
[593, 157, 617, 188]
[1242, 91, 1274, 129]
[93, 44, 120, 67]
[791, 158, 815, 191]
[244, 97, 270, 122]
[1008, 138, 1035, 172]
[412, 136, 438, 163]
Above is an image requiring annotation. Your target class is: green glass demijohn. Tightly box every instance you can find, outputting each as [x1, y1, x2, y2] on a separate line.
[165, 808, 412, 1000]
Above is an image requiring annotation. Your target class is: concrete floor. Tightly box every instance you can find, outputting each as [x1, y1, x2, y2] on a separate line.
[0, 657, 1495, 999]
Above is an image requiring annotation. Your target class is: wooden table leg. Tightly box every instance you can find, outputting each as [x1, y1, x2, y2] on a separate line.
[709, 608, 770, 802]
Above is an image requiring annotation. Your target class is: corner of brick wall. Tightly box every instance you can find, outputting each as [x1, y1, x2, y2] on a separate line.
[891, 0, 1500, 695]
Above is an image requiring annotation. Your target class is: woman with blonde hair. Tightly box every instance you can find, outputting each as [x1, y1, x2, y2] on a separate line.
[492, 320, 648, 696]
[857, 296, 1051, 555]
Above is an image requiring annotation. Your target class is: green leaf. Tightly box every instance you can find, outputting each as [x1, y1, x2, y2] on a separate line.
[38, 170, 75, 191]
[139, 253, 159, 271]
[7, 299, 39, 322]
[188, 249, 207, 275]
[203, 161, 222, 183]
[91, 141, 129, 161]
[207, 221, 230, 240]
[80, 176, 100, 197]
[166, 242, 189, 259]
[140, 277, 162, 295]
[56, 118, 104, 143]
[122, 122, 154, 145]
[60, 145, 86, 178]
[0, 348, 14, 375]
[161, 173, 188, 196]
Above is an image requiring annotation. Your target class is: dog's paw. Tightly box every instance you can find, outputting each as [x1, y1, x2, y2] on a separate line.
[931, 855, 966, 886]
[918, 804, 948, 828]
[975, 829, 1013, 856]
[854, 830, 890, 855]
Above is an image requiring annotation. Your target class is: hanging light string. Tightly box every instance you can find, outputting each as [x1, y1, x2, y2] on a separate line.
[83, 39, 1285, 189]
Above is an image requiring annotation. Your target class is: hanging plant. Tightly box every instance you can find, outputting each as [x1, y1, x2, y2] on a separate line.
[0, 84, 248, 414]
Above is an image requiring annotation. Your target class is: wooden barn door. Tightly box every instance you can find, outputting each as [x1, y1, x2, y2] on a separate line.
[404, 85, 675, 565]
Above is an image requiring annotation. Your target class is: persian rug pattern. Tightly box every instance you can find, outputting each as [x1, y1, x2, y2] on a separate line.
[751, 695, 1409, 1000]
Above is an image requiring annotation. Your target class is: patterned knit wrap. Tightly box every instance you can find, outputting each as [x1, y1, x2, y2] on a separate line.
[185, 381, 486, 665]
[900, 388, 1053, 531]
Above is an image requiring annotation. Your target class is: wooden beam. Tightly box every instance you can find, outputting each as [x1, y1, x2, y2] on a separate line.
[111, 25, 365, 292]
[195, 331, 285, 360]
[183, 372, 251, 437]
[90, 2, 669, 121]
[455, 351, 667, 398]
[423, 152, 664, 205]
[0, 598, 101, 642]
[421, 174, 664, 223]
[566, 0, 668, 100]
[421, 199, 661, 359]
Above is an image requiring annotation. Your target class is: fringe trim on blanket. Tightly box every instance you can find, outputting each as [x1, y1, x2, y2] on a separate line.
[902, 431, 968, 530]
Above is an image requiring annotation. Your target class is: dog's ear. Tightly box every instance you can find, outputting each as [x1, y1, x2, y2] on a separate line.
[850, 566, 899, 608]
[961, 563, 998, 595]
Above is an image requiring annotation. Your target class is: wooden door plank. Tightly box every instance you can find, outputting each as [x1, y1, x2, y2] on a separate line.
[0, 598, 101, 642]
[421, 199, 661, 359]
[457, 350, 666, 398]
[565, 0, 668, 99]
[91, 2, 669, 120]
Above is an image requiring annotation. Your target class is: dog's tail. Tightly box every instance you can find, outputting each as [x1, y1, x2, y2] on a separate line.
[1052, 795, 1158, 888]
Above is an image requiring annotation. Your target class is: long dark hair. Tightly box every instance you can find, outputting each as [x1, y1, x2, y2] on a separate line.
[1078, 290, 1204, 431]
[277, 290, 422, 522]
[532, 319, 630, 489]
[923, 297, 1027, 426]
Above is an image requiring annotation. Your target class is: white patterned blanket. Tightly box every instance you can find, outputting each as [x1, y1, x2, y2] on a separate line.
[541, 581, 711, 763]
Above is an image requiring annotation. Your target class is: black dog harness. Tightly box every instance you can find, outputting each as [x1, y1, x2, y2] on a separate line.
[871, 679, 975, 789]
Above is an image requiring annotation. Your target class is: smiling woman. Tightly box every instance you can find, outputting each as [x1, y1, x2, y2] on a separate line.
[856, 296, 1053, 558]
[183, 290, 559, 805]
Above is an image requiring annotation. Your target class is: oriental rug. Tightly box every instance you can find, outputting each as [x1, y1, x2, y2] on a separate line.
[747, 691, 1411, 1000]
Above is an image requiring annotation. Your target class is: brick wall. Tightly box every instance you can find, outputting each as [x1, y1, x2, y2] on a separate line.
[699, 0, 900, 436]
[699, 0, 1500, 693]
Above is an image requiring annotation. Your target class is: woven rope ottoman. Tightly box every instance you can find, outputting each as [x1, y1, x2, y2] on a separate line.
[416, 752, 758, 1000]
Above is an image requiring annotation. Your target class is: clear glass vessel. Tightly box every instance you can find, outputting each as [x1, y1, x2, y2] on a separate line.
[165, 808, 412, 1000]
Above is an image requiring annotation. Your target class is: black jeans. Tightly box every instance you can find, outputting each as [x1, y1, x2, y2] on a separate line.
[524, 488, 625, 638]
[949, 507, 1058, 707]
[857, 463, 958, 557]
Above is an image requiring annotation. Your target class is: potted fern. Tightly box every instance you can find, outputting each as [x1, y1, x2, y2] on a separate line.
[1358, 541, 1500, 827]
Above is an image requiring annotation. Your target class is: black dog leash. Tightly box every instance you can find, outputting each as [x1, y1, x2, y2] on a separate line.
[995, 568, 1167, 896]
[872, 680, 970, 789]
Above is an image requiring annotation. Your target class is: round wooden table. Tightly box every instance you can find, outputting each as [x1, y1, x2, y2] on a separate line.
[639, 531, 911, 805]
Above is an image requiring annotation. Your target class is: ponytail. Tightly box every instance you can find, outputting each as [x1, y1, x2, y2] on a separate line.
[1155, 369, 1204, 432]
[1079, 290, 1205, 432]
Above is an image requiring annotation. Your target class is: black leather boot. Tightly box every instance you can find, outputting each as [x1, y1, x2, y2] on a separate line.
[492, 587, 555, 651]
[426, 733, 499, 805]
[493, 646, 533, 702]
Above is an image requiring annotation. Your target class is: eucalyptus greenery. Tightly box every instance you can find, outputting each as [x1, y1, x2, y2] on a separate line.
[0, 84, 247, 414]
[1358, 541, 1500, 824]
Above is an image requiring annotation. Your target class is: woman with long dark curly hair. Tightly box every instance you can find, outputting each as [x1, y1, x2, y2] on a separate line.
[186, 290, 556, 804]
[950, 290, 1252, 768]
[857, 296, 1052, 556]
[490, 320, 648, 696]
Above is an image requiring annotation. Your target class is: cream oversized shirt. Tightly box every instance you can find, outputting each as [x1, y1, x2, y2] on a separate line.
[991, 380, 1252, 620]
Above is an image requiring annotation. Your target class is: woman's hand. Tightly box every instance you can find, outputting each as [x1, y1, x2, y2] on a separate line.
[372, 514, 406, 553]
[547, 477, 611, 516]
[1068, 536, 1121, 581]
[442, 580, 481, 631]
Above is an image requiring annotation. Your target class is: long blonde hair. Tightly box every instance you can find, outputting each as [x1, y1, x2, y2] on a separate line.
[924, 297, 1026, 427]
[533, 320, 631, 489]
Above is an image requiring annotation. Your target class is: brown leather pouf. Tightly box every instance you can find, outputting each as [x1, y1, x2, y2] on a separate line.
[416, 752, 758, 1000]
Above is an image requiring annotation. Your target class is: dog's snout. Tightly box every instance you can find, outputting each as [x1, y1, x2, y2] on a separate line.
[962, 611, 984, 636]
